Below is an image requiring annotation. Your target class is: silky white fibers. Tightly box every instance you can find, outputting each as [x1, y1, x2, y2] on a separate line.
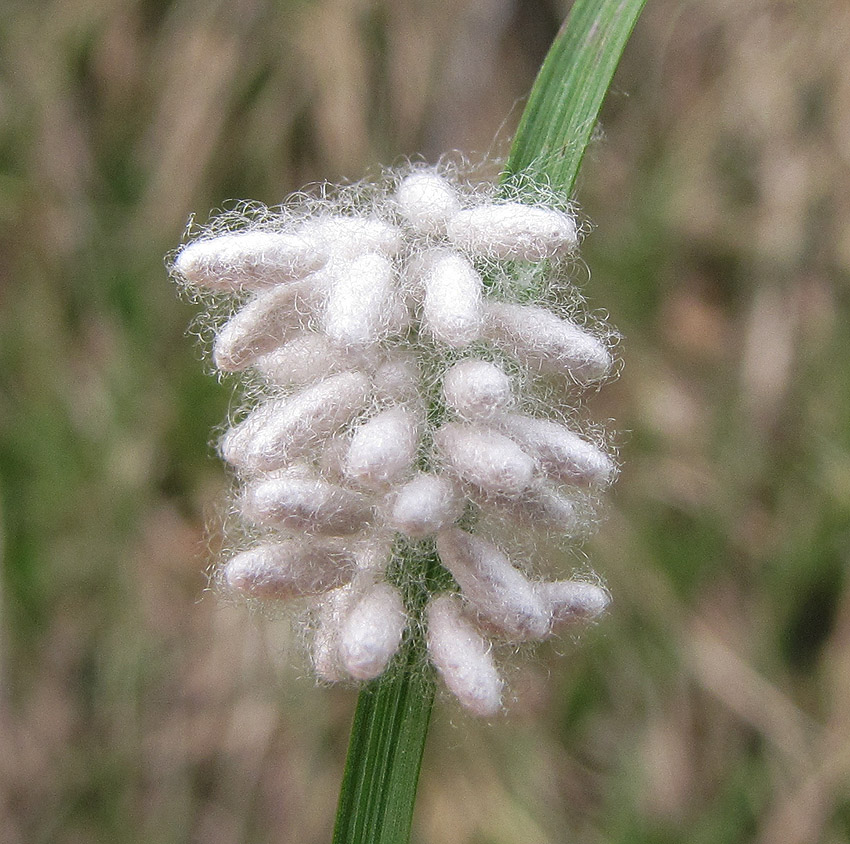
[174, 230, 326, 291]
[426, 593, 503, 717]
[224, 541, 355, 599]
[339, 582, 407, 680]
[434, 423, 536, 499]
[173, 161, 618, 716]
[447, 202, 578, 261]
[442, 359, 513, 421]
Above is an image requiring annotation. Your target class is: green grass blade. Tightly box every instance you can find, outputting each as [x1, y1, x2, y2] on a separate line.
[504, 0, 647, 196]
[332, 3, 644, 842]
[332, 635, 435, 844]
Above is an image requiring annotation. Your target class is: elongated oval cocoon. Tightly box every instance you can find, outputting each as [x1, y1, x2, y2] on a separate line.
[396, 171, 461, 234]
[494, 412, 615, 486]
[426, 594, 503, 717]
[436, 528, 549, 639]
[493, 481, 582, 533]
[447, 202, 577, 261]
[174, 230, 326, 291]
[298, 216, 402, 259]
[223, 541, 354, 600]
[387, 473, 463, 538]
[371, 354, 421, 404]
[221, 371, 372, 472]
[442, 359, 512, 420]
[213, 284, 313, 372]
[339, 582, 407, 680]
[417, 250, 484, 347]
[254, 331, 371, 386]
[434, 423, 535, 499]
[484, 302, 612, 382]
[321, 253, 405, 347]
[537, 580, 610, 627]
[312, 584, 357, 682]
[344, 407, 420, 489]
[242, 474, 372, 535]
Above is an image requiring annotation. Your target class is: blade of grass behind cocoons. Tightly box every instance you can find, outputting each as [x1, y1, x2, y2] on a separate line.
[332, 3, 644, 842]
[503, 0, 647, 197]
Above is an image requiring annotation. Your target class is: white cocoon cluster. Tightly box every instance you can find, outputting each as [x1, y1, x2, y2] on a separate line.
[396, 171, 461, 234]
[343, 407, 420, 489]
[174, 230, 326, 291]
[447, 202, 577, 261]
[339, 582, 407, 680]
[387, 473, 462, 538]
[417, 250, 484, 347]
[321, 253, 406, 347]
[443, 359, 512, 420]
[222, 371, 372, 472]
[242, 473, 372, 535]
[426, 594, 503, 717]
[494, 412, 615, 486]
[436, 528, 549, 640]
[175, 163, 619, 716]
[224, 541, 354, 599]
[434, 423, 535, 498]
[485, 302, 611, 382]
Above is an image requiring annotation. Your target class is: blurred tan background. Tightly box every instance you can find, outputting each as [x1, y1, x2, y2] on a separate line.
[2, 0, 850, 842]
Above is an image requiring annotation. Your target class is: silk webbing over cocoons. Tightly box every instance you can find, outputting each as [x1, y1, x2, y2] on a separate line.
[172, 161, 618, 717]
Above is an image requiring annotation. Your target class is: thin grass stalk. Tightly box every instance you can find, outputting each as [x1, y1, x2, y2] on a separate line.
[331, 2, 645, 841]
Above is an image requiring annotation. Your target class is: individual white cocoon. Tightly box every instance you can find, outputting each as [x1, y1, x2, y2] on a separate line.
[312, 584, 357, 682]
[396, 171, 461, 234]
[371, 354, 421, 405]
[494, 412, 615, 486]
[434, 423, 535, 499]
[351, 533, 395, 574]
[242, 473, 372, 535]
[223, 541, 354, 600]
[416, 250, 484, 347]
[254, 331, 370, 386]
[221, 371, 372, 472]
[484, 302, 612, 382]
[343, 406, 420, 489]
[442, 359, 513, 420]
[321, 253, 407, 347]
[497, 481, 582, 533]
[387, 473, 463, 538]
[436, 528, 549, 640]
[426, 593, 503, 717]
[446, 202, 578, 261]
[339, 582, 407, 680]
[537, 580, 610, 627]
[213, 284, 313, 372]
[174, 230, 326, 291]
[298, 216, 403, 259]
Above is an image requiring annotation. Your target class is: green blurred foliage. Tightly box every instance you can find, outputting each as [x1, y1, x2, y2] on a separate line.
[1, 0, 849, 842]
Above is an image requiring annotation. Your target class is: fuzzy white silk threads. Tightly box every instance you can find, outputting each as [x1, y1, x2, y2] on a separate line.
[173, 163, 617, 716]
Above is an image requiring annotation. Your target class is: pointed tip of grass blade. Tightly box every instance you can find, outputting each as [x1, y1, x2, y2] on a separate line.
[503, 0, 647, 197]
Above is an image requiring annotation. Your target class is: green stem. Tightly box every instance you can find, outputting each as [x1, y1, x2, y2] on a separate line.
[332, 546, 444, 844]
[332, 2, 645, 842]
[331, 631, 435, 844]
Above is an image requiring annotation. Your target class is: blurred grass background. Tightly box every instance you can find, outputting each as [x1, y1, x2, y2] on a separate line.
[1, 0, 850, 842]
